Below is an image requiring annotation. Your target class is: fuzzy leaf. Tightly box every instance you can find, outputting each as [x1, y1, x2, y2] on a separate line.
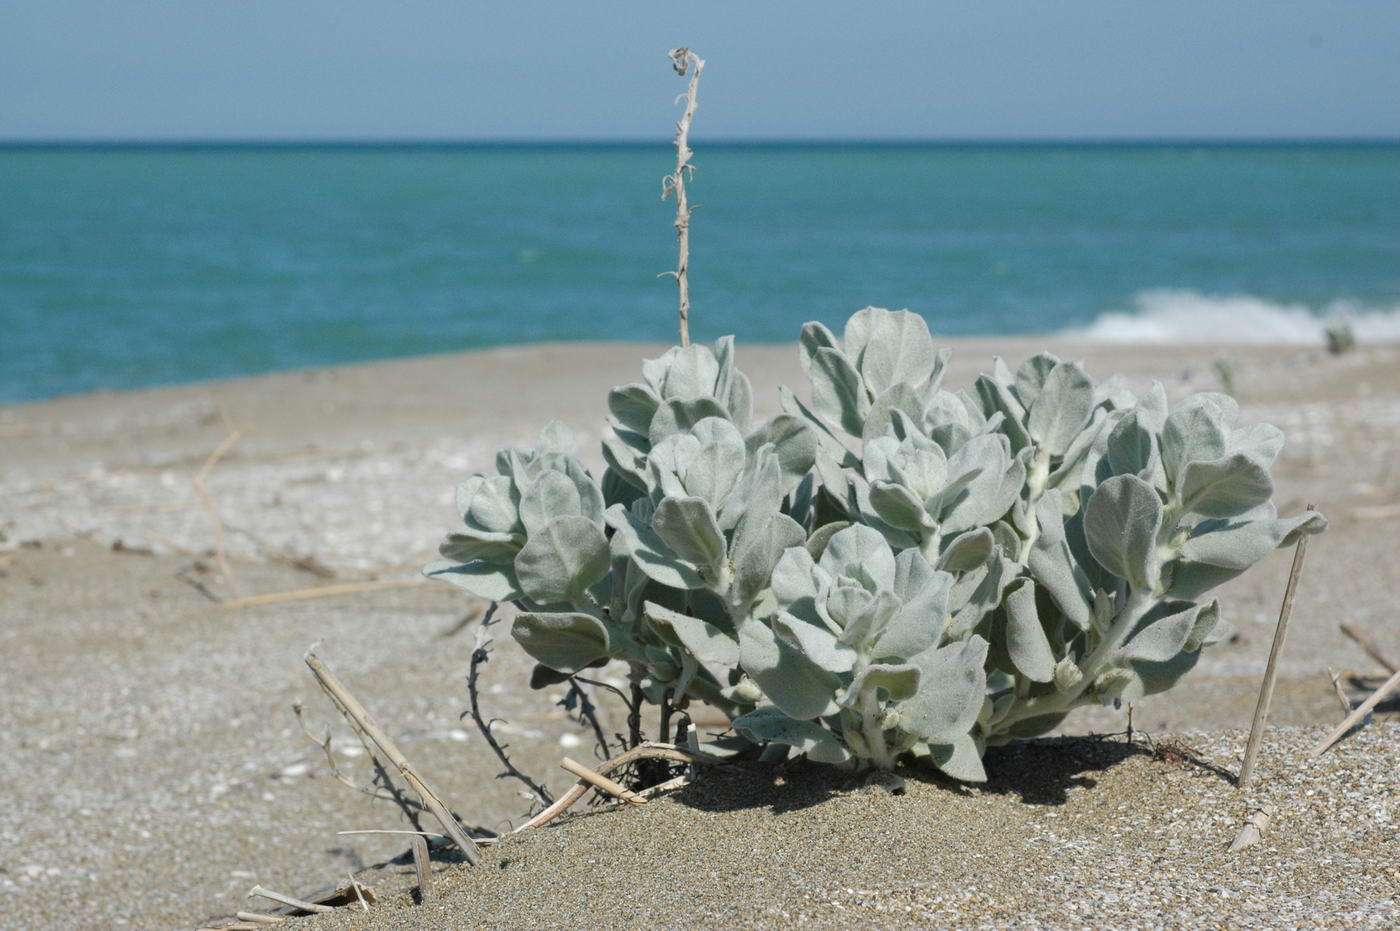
[519, 470, 583, 537]
[1084, 474, 1163, 590]
[899, 636, 989, 744]
[512, 611, 610, 673]
[644, 601, 739, 668]
[1027, 361, 1094, 456]
[1003, 578, 1055, 682]
[843, 663, 921, 706]
[733, 706, 851, 764]
[774, 611, 859, 673]
[936, 528, 995, 573]
[850, 308, 938, 395]
[605, 504, 706, 590]
[652, 496, 726, 573]
[1119, 601, 1202, 663]
[423, 558, 523, 602]
[931, 734, 987, 782]
[738, 619, 840, 720]
[1179, 453, 1274, 518]
[1181, 510, 1327, 570]
[809, 346, 869, 436]
[1027, 491, 1093, 629]
[819, 524, 897, 593]
[513, 515, 611, 605]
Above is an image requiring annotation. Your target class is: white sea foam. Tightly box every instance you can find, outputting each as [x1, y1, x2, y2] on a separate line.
[1075, 290, 1400, 344]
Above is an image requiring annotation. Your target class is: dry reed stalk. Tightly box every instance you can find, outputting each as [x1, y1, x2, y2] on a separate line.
[235, 912, 286, 924]
[1326, 667, 1352, 714]
[1339, 621, 1399, 673]
[1309, 666, 1400, 757]
[247, 885, 333, 914]
[192, 417, 246, 592]
[1238, 508, 1313, 788]
[560, 756, 647, 804]
[304, 651, 481, 864]
[661, 47, 704, 347]
[411, 834, 434, 904]
[220, 578, 425, 609]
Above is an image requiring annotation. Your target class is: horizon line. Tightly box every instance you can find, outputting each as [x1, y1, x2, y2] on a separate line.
[3, 135, 1398, 150]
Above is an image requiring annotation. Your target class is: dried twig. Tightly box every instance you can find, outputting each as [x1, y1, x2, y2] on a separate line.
[193, 412, 246, 592]
[235, 912, 285, 925]
[1228, 804, 1277, 852]
[1326, 667, 1352, 714]
[464, 604, 554, 806]
[561, 756, 647, 805]
[516, 742, 722, 833]
[411, 834, 434, 904]
[347, 873, 369, 912]
[660, 47, 704, 347]
[1339, 621, 1399, 673]
[247, 885, 334, 914]
[561, 678, 613, 762]
[336, 829, 443, 838]
[293, 702, 428, 827]
[221, 579, 425, 610]
[1309, 666, 1400, 757]
[305, 650, 481, 864]
[1239, 510, 1313, 788]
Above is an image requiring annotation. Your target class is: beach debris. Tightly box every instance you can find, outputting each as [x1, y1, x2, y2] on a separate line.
[1228, 804, 1277, 852]
[305, 650, 481, 864]
[1239, 509, 1314, 788]
[517, 743, 722, 833]
[561, 756, 648, 805]
[661, 47, 704, 347]
[411, 834, 434, 904]
[346, 873, 370, 912]
[1339, 620, 1399, 673]
[1309, 666, 1400, 757]
[1324, 319, 1357, 355]
[247, 884, 333, 914]
[235, 911, 286, 924]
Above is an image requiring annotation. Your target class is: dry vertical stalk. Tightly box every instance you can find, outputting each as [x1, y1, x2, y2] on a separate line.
[661, 47, 704, 347]
[411, 834, 434, 904]
[1309, 666, 1400, 757]
[1238, 505, 1314, 788]
[1326, 666, 1352, 714]
[466, 603, 555, 805]
[1339, 621, 1399, 674]
[305, 651, 481, 864]
[192, 410, 246, 593]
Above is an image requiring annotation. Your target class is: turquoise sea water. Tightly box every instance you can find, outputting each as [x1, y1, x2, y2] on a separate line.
[2, 143, 1398, 402]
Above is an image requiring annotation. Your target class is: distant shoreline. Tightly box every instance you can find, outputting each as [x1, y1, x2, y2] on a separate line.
[3, 137, 1399, 151]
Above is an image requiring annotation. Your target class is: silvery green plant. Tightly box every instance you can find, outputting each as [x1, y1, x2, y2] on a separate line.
[426, 308, 1325, 780]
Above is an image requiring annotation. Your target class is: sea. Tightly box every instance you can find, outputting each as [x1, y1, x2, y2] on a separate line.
[2, 142, 1398, 403]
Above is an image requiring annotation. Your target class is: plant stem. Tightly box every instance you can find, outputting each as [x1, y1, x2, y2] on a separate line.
[662, 48, 703, 347]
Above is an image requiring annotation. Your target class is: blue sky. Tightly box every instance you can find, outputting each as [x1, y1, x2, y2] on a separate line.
[3, 1, 1398, 141]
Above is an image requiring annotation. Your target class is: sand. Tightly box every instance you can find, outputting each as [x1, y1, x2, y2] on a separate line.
[2, 338, 1398, 929]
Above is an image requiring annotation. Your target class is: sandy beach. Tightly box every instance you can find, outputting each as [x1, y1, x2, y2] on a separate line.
[3, 337, 1398, 928]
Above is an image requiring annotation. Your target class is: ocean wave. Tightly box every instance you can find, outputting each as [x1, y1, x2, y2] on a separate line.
[1075, 290, 1400, 344]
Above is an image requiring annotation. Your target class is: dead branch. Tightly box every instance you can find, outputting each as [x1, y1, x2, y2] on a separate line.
[293, 702, 428, 826]
[193, 410, 246, 593]
[515, 742, 723, 833]
[1239, 511, 1313, 788]
[1339, 621, 1399, 673]
[561, 678, 613, 761]
[247, 885, 333, 914]
[464, 603, 555, 806]
[305, 650, 481, 864]
[235, 913, 286, 925]
[661, 47, 704, 347]
[1309, 666, 1400, 757]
